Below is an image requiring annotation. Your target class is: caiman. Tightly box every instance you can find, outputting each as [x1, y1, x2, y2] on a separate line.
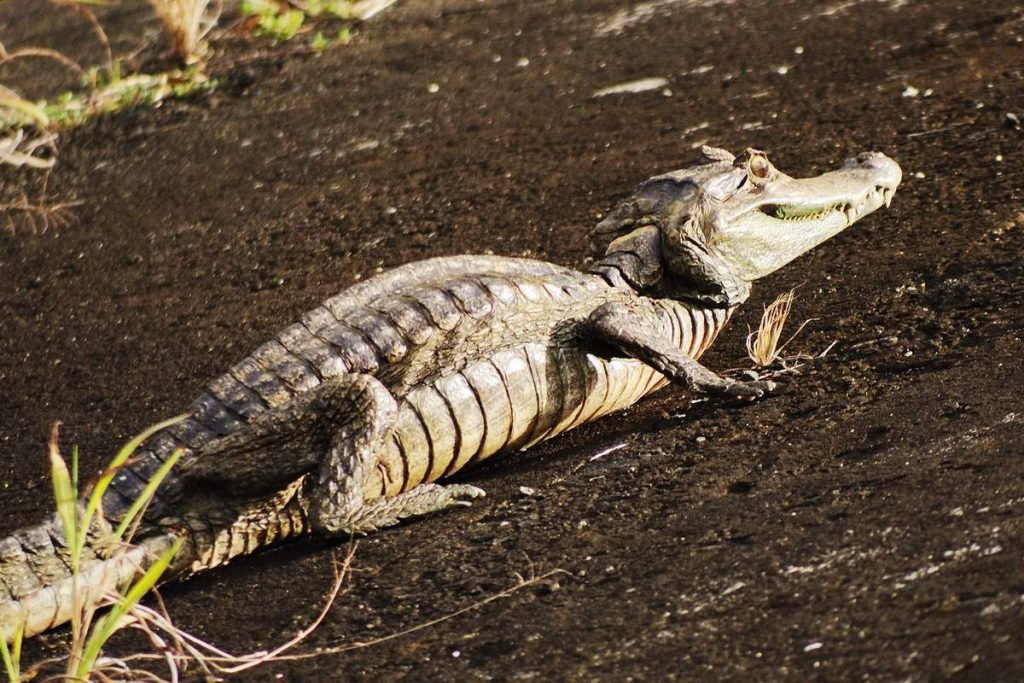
[0, 146, 901, 641]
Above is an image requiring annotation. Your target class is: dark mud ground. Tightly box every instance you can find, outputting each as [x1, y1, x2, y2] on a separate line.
[2, 0, 1023, 679]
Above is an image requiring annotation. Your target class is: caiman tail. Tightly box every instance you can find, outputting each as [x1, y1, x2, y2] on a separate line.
[0, 515, 172, 642]
[0, 479, 311, 643]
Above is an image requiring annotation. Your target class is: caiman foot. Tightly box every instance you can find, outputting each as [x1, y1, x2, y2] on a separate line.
[709, 378, 777, 401]
[324, 483, 487, 535]
[589, 302, 777, 403]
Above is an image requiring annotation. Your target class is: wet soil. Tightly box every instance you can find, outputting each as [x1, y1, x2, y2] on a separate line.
[2, 0, 1023, 679]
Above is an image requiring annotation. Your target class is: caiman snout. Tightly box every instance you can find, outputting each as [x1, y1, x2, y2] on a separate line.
[846, 152, 902, 207]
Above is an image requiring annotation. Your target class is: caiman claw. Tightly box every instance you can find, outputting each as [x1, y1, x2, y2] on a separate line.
[716, 378, 777, 401]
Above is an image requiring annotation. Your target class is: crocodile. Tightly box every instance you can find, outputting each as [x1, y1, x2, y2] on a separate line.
[0, 146, 901, 641]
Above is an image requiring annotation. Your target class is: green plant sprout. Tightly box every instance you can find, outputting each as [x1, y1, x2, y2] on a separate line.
[51, 416, 188, 678]
[242, 0, 306, 41]
[241, 0, 355, 44]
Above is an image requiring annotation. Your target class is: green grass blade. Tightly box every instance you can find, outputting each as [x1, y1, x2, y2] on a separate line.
[71, 443, 79, 493]
[1, 630, 18, 683]
[111, 446, 186, 543]
[48, 424, 79, 572]
[76, 536, 184, 677]
[0, 642, 15, 683]
[0, 617, 24, 682]
[10, 619, 22, 680]
[78, 414, 189, 553]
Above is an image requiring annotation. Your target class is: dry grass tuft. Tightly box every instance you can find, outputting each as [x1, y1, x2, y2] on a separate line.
[0, 192, 79, 234]
[146, 0, 223, 63]
[746, 289, 813, 368]
[33, 545, 359, 681]
[121, 546, 357, 677]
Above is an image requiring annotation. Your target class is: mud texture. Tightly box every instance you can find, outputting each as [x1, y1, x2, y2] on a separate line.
[2, 0, 1023, 679]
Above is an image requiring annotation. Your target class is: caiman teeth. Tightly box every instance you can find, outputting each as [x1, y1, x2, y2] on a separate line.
[844, 203, 858, 225]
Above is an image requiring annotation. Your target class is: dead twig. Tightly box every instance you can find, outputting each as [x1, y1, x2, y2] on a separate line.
[0, 128, 58, 169]
[285, 564, 568, 659]
[906, 120, 975, 139]
[0, 42, 85, 76]
[51, 0, 114, 74]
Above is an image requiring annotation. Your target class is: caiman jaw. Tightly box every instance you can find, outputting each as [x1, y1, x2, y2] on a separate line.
[759, 184, 896, 225]
[755, 177, 897, 228]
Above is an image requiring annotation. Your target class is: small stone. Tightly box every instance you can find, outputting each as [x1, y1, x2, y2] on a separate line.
[592, 77, 669, 97]
[519, 486, 536, 496]
[427, 83, 440, 93]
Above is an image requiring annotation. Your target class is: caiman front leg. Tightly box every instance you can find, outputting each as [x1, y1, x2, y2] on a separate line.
[588, 302, 775, 401]
[184, 375, 484, 537]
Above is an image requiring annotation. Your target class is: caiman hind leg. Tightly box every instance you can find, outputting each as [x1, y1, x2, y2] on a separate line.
[588, 302, 775, 400]
[184, 374, 484, 537]
[305, 374, 485, 536]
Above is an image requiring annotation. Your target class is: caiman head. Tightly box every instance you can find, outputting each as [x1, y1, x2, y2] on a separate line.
[590, 146, 902, 306]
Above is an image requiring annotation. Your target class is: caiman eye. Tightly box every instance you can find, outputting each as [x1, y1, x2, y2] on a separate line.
[748, 153, 771, 179]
